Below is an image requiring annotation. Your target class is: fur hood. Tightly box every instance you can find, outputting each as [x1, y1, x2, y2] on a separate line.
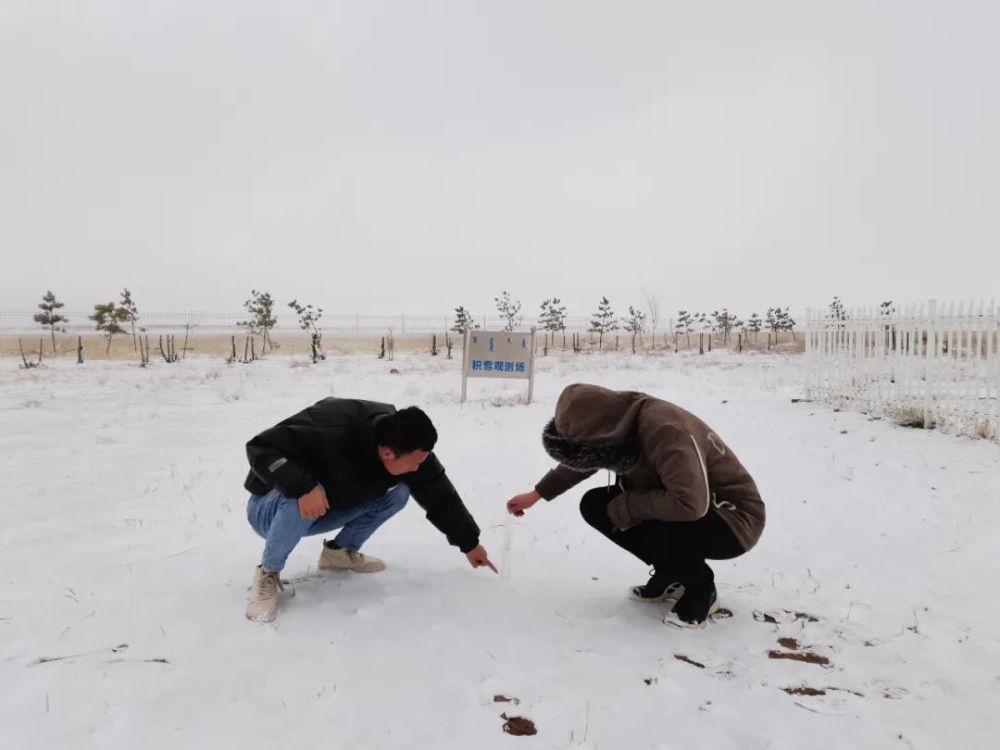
[541, 418, 641, 474]
[539, 384, 648, 473]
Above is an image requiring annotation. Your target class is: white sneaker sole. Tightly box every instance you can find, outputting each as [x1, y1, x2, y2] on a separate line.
[628, 583, 685, 604]
[663, 598, 721, 630]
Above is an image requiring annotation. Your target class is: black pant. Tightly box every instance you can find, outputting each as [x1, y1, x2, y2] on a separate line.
[579, 486, 745, 589]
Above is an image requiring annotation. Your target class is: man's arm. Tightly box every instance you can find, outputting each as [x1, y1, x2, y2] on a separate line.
[407, 453, 481, 553]
[507, 464, 597, 516]
[246, 425, 319, 499]
[534, 464, 597, 500]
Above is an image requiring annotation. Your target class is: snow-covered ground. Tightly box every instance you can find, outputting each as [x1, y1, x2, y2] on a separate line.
[2, 351, 998, 749]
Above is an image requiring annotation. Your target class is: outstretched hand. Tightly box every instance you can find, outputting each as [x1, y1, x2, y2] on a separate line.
[466, 545, 499, 574]
[506, 490, 541, 517]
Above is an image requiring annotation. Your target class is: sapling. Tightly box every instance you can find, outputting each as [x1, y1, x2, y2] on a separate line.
[89, 301, 129, 355]
[589, 297, 618, 349]
[623, 306, 647, 354]
[239, 290, 277, 354]
[495, 291, 522, 332]
[33, 290, 67, 354]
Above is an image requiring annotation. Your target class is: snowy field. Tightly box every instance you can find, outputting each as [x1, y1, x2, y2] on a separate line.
[2, 351, 998, 750]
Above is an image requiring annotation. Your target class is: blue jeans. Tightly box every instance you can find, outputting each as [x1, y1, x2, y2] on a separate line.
[246, 483, 410, 572]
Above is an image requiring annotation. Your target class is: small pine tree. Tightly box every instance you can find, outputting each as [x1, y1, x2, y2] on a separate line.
[451, 306, 480, 334]
[33, 290, 68, 354]
[89, 301, 129, 355]
[119, 288, 140, 352]
[765, 307, 780, 336]
[765, 306, 796, 343]
[676, 310, 694, 347]
[747, 312, 762, 342]
[695, 312, 714, 352]
[623, 306, 647, 354]
[494, 291, 522, 332]
[729, 315, 745, 346]
[288, 299, 324, 362]
[829, 296, 847, 326]
[711, 308, 738, 344]
[238, 290, 278, 353]
[539, 298, 568, 347]
[778, 308, 797, 341]
[589, 297, 618, 349]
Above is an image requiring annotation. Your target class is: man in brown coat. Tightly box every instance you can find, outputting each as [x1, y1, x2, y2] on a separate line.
[507, 384, 765, 628]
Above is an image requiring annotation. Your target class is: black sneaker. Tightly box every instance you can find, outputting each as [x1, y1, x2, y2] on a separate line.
[629, 570, 684, 604]
[663, 583, 719, 629]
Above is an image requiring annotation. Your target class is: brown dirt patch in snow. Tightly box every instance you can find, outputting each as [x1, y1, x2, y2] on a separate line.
[501, 714, 537, 736]
[768, 650, 831, 667]
[783, 686, 826, 696]
[777, 637, 800, 650]
[784, 686, 865, 698]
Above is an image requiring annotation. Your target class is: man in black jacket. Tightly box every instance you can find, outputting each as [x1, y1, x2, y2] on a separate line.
[244, 398, 496, 621]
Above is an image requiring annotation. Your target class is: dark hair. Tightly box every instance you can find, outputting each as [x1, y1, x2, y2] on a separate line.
[375, 406, 438, 455]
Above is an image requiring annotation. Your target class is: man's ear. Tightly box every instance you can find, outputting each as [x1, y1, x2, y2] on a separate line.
[377, 445, 396, 460]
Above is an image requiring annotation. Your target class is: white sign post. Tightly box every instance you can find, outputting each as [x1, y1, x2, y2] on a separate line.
[461, 329, 537, 403]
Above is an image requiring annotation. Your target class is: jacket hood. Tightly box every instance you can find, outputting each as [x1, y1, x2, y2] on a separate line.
[540, 384, 649, 472]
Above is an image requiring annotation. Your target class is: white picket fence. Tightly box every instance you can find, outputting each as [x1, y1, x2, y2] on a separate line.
[805, 300, 1000, 442]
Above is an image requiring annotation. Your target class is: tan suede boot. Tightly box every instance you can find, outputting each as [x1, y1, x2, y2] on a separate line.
[318, 543, 386, 573]
[246, 566, 283, 622]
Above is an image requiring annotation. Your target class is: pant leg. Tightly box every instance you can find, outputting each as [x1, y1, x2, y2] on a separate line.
[247, 488, 317, 572]
[579, 486, 654, 565]
[635, 510, 745, 588]
[246, 484, 411, 570]
[578, 486, 745, 588]
[332, 483, 410, 552]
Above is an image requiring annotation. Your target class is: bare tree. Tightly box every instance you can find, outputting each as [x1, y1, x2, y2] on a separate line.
[18, 338, 43, 368]
[642, 288, 661, 350]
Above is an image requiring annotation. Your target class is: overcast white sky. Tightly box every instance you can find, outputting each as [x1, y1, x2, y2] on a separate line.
[2, 0, 998, 320]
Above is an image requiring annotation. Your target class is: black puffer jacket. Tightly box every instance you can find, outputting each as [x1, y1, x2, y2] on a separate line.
[244, 398, 480, 553]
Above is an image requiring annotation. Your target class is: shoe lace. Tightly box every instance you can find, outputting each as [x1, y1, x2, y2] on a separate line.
[347, 550, 365, 563]
[256, 570, 283, 598]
